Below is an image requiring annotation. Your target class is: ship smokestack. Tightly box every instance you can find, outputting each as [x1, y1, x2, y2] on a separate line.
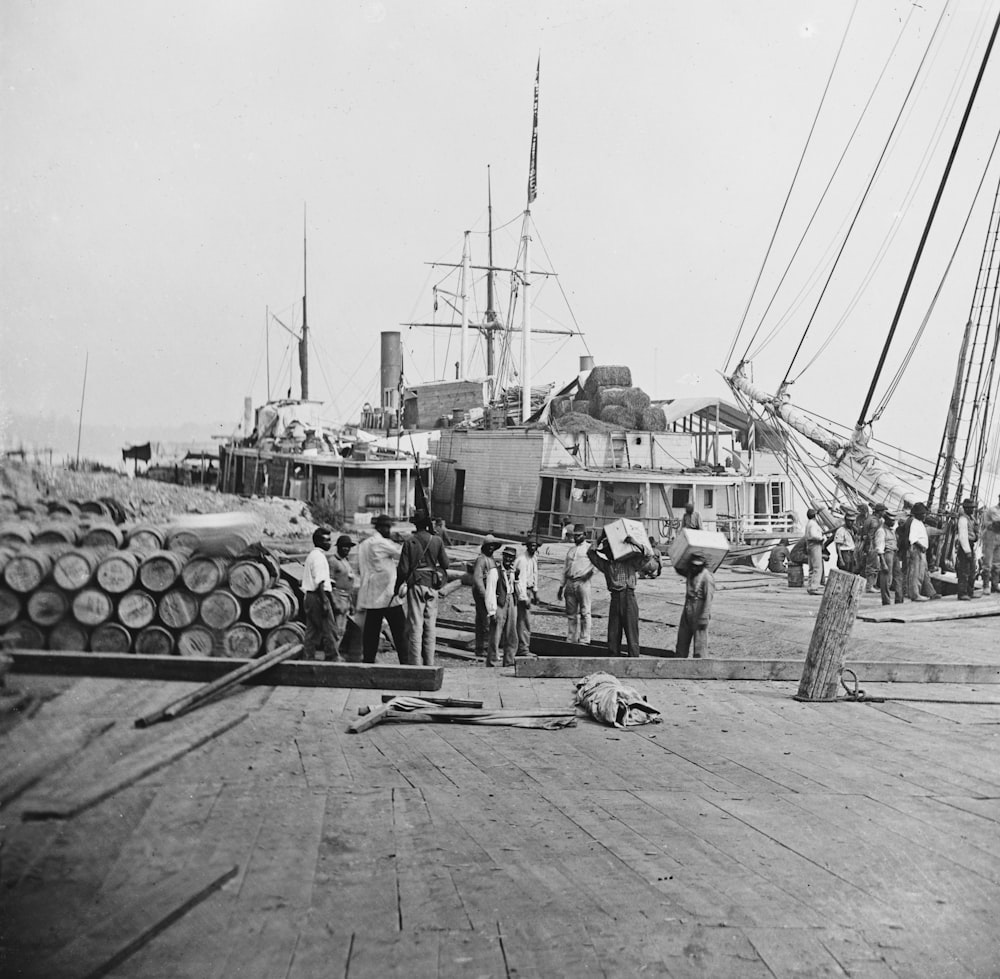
[579, 355, 595, 372]
[381, 331, 403, 425]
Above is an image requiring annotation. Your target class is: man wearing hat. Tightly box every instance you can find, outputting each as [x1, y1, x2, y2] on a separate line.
[471, 534, 502, 658]
[803, 508, 825, 596]
[833, 509, 857, 572]
[865, 504, 888, 592]
[485, 545, 519, 667]
[514, 535, 540, 657]
[587, 528, 655, 657]
[878, 510, 903, 605]
[676, 551, 715, 658]
[395, 509, 450, 666]
[955, 498, 979, 601]
[906, 502, 938, 601]
[301, 526, 339, 661]
[326, 534, 357, 658]
[357, 514, 408, 663]
[558, 525, 595, 644]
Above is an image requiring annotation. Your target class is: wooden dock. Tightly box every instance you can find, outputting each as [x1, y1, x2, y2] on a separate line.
[2, 665, 999, 978]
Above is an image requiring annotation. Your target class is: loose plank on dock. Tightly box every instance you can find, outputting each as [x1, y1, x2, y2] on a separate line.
[6, 650, 444, 690]
[515, 656, 1000, 683]
[35, 864, 237, 979]
[858, 600, 1000, 623]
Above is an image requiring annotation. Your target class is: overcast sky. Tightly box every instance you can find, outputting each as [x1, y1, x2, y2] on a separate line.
[2, 0, 999, 461]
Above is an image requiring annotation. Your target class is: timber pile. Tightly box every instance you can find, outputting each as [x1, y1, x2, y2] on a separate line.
[0, 509, 308, 659]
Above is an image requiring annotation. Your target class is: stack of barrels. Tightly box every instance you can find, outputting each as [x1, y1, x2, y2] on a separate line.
[0, 504, 305, 658]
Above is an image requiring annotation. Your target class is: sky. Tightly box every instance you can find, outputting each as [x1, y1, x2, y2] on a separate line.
[2, 0, 999, 465]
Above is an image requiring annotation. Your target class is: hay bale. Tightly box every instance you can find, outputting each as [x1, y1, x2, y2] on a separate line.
[572, 399, 590, 417]
[589, 386, 630, 418]
[554, 411, 617, 434]
[639, 406, 667, 431]
[550, 395, 575, 419]
[621, 387, 651, 412]
[599, 405, 638, 428]
[583, 366, 632, 400]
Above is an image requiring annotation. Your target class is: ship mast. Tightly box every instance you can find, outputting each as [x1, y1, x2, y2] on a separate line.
[299, 207, 309, 401]
[520, 56, 540, 422]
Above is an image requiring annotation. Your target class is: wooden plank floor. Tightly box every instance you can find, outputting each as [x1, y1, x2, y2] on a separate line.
[1, 668, 998, 978]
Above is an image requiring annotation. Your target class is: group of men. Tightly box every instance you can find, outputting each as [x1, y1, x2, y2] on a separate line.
[781, 492, 1000, 604]
[300, 509, 450, 666]
[470, 535, 539, 667]
[556, 518, 715, 659]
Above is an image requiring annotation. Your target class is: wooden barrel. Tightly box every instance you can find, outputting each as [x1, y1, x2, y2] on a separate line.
[139, 550, 187, 593]
[248, 587, 295, 630]
[1, 621, 46, 649]
[177, 624, 217, 658]
[134, 625, 175, 656]
[221, 623, 262, 658]
[157, 589, 199, 630]
[47, 500, 81, 519]
[71, 587, 114, 627]
[33, 520, 80, 546]
[3, 547, 54, 593]
[180, 555, 231, 595]
[27, 585, 71, 627]
[52, 548, 102, 591]
[0, 521, 36, 547]
[227, 559, 275, 600]
[787, 565, 804, 588]
[90, 622, 133, 653]
[49, 620, 90, 651]
[125, 524, 166, 554]
[96, 549, 141, 594]
[199, 590, 242, 630]
[264, 620, 306, 653]
[116, 589, 158, 630]
[79, 499, 112, 520]
[0, 545, 19, 574]
[0, 588, 22, 627]
[80, 522, 125, 550]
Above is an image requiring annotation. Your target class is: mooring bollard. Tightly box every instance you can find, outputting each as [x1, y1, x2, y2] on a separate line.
[795, 568, 864, 702]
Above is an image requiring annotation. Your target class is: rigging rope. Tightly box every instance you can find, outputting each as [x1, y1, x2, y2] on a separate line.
[724, 0, 861, 374]
[782, 3, 948, 391]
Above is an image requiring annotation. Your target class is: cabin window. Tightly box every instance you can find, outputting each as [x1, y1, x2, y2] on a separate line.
[671, 487, 691, 508]
[704, 489, 714, 509]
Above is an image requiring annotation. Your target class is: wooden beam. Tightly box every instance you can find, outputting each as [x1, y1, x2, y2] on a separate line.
[528, 633, 682, 658]
[22, 711, 249, 819]
[36, 864, 238, 979]
[859, 602, 1000, 623]
[6, 650, 445, 691]
[514, 656, 1000, 684]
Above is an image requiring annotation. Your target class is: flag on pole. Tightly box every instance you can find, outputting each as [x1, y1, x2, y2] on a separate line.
[527, 57, 540, 205]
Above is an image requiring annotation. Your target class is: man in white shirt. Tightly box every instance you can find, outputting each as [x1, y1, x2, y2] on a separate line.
[301, 527, 339, 661]
[982, 492, 1000, 595]
[356, 515, 408, 663]
[557, 526, 595, 643]
[906, 502, 938, 601]
[833, 509, 856, 572]
[955, 498, 979, 601]
[485, 546, 518, 667]
[804, 508, 825, 595]
[514, 536, 540, 657]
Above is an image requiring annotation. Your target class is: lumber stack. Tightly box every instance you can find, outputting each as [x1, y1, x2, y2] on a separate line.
[0, 510, 307, 659]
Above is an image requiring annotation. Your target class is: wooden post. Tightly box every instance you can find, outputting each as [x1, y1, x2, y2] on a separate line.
[795, 568, 864, 702]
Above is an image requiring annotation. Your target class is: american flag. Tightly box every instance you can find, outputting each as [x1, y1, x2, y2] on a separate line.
[527, 57, 539, 205]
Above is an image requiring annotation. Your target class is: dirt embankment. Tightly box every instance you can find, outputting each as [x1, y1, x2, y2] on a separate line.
[0, 463, 316, 542]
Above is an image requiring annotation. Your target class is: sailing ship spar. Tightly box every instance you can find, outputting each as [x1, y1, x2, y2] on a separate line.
[726, 6, 1000, 539]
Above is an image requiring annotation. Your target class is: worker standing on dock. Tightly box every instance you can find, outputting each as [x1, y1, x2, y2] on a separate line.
[955, 498, 979, 601]
[471, 535, 502, 658]
[982, 493, 1000, 594]
[301, 527, 339, 662]
[804, 508, 825, 596]
[587, 529, 654, 657]
[833, 509, 856, 572]
[676, 552, 715, 658]
[395, 510, 450, 666]
[514, 535, 540, 657]
[558, 525, 594, 644]
[357, 514, 408, 663]
[485, 546, 518, 667]
[326, 535, 356, 658]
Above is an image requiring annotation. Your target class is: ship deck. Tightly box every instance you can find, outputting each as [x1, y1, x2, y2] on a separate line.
[2, 568, 999, 978]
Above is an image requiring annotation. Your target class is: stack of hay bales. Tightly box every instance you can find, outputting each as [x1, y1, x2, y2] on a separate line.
[0, 510, 307, 658]
[567, 365, 666, 432]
